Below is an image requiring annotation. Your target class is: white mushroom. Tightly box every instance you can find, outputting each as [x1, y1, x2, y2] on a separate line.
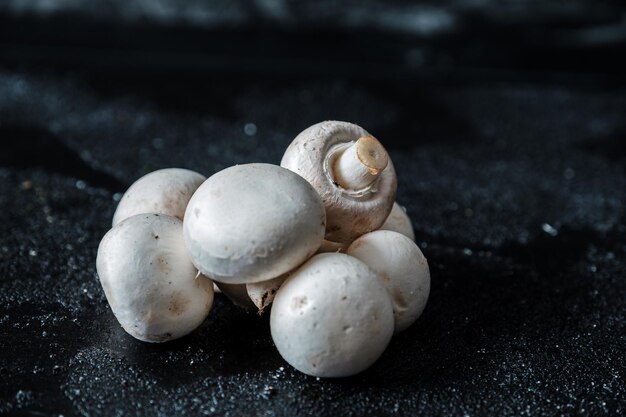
[112, 168, 205, 227]
[379, 202, 415, 241]
[183, 163, 325, 284]
[216, 274, 287, 313]
[270, 253, 394, 377]
[347, 230, 430, 333]
[281, 121, 397, 243]
[96, 214, 214, 342]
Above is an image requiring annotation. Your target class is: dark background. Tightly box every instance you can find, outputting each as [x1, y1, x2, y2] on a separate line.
[1, 1, 625, 416]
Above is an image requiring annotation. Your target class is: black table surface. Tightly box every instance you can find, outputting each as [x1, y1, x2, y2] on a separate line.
[1, 3, 626, 416]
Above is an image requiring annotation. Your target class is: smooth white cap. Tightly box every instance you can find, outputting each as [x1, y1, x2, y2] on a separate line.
[379, 202, 415, 241]
[183, 163, 325, 284]
[97, 214, 214, 342]
[270, 253, 394, 377]
[112, 168, 206, 227]
[347, 230, 430, 333]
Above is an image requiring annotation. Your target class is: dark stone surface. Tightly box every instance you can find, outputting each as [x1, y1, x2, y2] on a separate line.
[2, 0, 626, 81]
[1, 69, 625, 417]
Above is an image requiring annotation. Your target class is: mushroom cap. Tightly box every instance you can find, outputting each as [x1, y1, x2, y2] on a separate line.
[379, 202, 415, 241]
[112, 168, 206, 227]
[96, 214, 214, 342]
[270, 253, 394, 377]
[281, 121, 397, 243]
[183, 163, 326, 284]
[347, 230, 430, 333]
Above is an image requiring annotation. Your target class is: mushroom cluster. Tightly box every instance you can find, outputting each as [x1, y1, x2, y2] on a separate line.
[96, 120, 430, 378]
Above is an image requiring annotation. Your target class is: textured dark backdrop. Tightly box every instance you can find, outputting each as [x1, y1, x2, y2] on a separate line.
[1, 1, 625, 416]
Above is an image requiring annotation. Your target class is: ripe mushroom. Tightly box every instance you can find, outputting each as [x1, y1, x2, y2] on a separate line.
[183, 163, 325, 284]
[217, 274, 288, 312]
[96, 214, 214, 342]
[112, 168, 206, 227]
[281, 121, 397, 243]
[347, 230, 430, 333]
[379, 202, 415, 241]
[270, 253, 394, 377]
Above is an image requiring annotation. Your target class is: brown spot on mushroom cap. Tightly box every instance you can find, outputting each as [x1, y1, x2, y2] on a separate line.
[157, 257, 172, 274]
[379, 272, 391, 283]
[291, 296, 308, 311]
[168, 294, 190, 315]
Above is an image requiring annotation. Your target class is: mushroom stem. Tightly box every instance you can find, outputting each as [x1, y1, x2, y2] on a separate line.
[333, 136, 389, 190]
